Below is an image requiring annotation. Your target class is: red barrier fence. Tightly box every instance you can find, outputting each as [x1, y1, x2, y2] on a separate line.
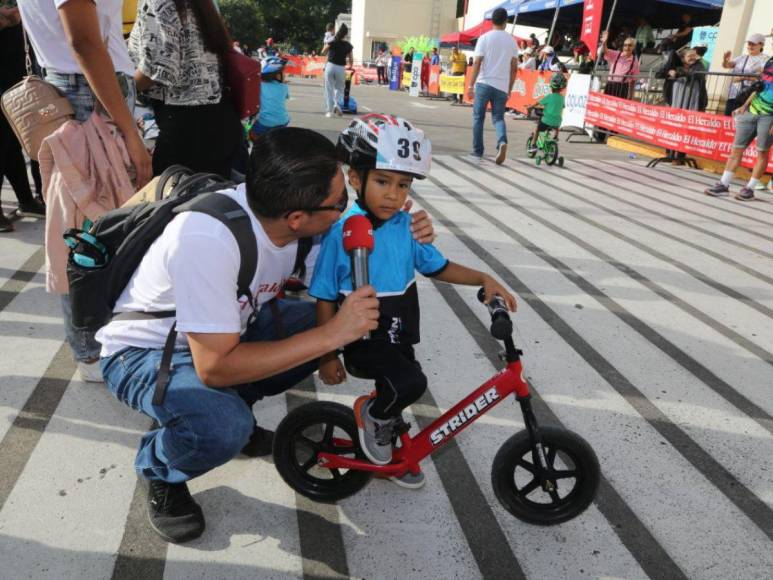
[462, 69, 557, 113]
[586, 92, 773, 172]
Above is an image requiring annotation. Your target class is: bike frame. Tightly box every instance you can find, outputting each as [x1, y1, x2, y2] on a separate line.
[317, 338, 547, 478]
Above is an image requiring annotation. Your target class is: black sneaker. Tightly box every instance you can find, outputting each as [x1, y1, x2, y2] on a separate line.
[17, 198, 46, 218]
[146, 480, 205, 543]
[240, 425, 274, 457]
[704, 182, 730, 197]
[735, 186, 756, 201]
[0, 213, 13, 233]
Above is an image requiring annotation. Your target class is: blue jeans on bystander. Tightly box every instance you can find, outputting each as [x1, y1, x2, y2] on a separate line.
[472, 82, 509, 158]
[100, 299, 318, 483]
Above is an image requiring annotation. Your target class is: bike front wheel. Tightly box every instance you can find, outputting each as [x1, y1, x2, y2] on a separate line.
[274, 401, 373, 503]
[544, 141, 559, 166]
[491, 427, 600, 525]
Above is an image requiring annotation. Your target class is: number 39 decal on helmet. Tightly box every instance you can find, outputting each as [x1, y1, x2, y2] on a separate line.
[336, 114, 432, 179]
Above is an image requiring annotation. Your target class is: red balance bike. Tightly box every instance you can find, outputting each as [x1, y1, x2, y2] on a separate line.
[273, 290, 601, 525]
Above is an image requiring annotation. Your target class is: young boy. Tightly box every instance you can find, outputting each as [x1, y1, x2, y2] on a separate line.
[309, 114, 516, 488]
[249, 56, 290, 139]
[529, 73, 566, 153]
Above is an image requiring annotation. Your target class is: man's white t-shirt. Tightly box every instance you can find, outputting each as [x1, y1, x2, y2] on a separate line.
[474, 29, 518, 94]
[17, 0, 134, 75]
[96, 185, 299, 357]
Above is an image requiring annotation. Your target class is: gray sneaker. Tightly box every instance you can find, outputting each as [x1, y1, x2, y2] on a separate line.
[354, 396, 394, 465]
[388, 470, 426, 489]
[704, 182, 730, 197]
[735, 186, 755, 201]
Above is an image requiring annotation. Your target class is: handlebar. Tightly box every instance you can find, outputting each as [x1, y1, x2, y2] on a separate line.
[477, 288, 513, 341]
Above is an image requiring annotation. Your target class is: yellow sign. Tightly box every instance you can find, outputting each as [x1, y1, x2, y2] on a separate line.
[402, 71, 411, 88]
[439, 74, 465, 95]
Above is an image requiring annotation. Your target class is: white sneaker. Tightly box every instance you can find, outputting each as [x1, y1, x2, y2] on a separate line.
[464, 153, 483, 164]
[325, 112, 333, 118]
[78, 360, 104, 383]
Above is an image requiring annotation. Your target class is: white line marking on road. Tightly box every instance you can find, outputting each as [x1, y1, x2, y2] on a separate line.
[411, 102, 437, 109]
[360, 105, 372, 112]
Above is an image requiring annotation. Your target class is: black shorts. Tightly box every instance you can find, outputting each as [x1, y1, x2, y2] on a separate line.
[537, 121, 558, 133]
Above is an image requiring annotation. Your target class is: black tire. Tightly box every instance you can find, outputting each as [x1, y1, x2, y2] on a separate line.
[491, 427, 599, 525]
[526, 136, 537, 158]
[273, 401, 373, 503]
[592, 130, 608, 144]
[544, 141, 559, 166]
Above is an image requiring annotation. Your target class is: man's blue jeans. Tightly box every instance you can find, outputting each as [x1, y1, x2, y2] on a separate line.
[472, 82, 509, 157]
[101, 299, 317, 483]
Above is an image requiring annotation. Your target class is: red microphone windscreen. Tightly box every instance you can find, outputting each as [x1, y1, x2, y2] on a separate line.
[342, 214, 374, 253]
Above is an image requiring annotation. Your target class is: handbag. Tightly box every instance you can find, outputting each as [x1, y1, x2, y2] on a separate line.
[225, 49, 261, 119]
[0, 27, 74, 160]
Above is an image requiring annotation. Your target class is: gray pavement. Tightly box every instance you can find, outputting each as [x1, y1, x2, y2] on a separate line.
[1, 80, 772, 579]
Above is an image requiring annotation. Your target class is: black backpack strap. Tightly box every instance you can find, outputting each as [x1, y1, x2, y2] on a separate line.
[155, 165, 194, 201]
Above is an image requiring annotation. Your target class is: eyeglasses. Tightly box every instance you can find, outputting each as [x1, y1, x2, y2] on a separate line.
[623, 43, 635, 47]
[286, 186, 349, 215]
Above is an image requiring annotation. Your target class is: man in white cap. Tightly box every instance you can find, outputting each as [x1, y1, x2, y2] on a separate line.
[721, 33, 768, 116]
[705, 48, 773, 201]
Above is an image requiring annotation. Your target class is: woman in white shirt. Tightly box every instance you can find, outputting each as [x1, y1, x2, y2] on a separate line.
[17, 0, 151, 381]
[722, 33, 768, 115]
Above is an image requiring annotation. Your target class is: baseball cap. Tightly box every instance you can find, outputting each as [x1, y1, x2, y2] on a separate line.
[748, 33, 765, 45]
[525, 47, 534, 55]
[543, 46, 554, 54]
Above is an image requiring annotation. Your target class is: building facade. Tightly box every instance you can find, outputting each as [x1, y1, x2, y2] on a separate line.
[350, 0, 458, 63]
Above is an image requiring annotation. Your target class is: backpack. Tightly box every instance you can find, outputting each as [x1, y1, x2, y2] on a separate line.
[64, 165, 312, 404]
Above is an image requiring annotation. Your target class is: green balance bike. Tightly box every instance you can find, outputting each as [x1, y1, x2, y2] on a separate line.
[526, 122, 564, 167]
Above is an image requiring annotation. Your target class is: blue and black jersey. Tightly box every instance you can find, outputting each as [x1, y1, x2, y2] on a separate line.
[309, 203, 448, 344]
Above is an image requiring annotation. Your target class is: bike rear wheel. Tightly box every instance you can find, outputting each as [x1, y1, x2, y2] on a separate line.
[544, 141, 559, 166]
[526, 136, 537, 158]
[273, 401, 373, 503]
[491, 426, 599, 525]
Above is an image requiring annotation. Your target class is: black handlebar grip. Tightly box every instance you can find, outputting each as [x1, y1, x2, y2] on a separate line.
[477, 288, 513, 340]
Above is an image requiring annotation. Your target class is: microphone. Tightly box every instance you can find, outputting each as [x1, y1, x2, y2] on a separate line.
[343, 214, 375, 339]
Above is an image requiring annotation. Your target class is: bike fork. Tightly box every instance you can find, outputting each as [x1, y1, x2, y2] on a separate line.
[518, 394, 556, 492]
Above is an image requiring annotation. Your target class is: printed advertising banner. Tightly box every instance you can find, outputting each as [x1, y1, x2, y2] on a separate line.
[409, 53, 423, 97]
[561, 73, 591, 128]
[586, 92, 773, 172]
[389, 56, 403, 90]
[504, 69, 554, 112]
[580, 0, 604, 58]
[439, 74, 466, 95]
[428, 65, 441, 96]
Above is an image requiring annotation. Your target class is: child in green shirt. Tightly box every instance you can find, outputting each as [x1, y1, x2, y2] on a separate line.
[529, 73, 567, 153]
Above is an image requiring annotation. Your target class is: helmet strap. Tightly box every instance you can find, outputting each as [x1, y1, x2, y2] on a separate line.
[355, 169, 386, 228]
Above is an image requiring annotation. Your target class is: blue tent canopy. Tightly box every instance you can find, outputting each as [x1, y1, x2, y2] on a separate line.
[484, 0, 723, 28]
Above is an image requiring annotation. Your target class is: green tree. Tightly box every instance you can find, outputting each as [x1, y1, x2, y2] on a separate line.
[220, 0, 264, 50]
[221, 0, 351, 54]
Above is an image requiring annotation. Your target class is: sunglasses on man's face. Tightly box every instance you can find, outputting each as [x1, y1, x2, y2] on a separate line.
[286, 185, 349, 216]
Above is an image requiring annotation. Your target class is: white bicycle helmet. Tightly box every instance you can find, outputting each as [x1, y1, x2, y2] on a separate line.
[337, 114, 432, 179]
